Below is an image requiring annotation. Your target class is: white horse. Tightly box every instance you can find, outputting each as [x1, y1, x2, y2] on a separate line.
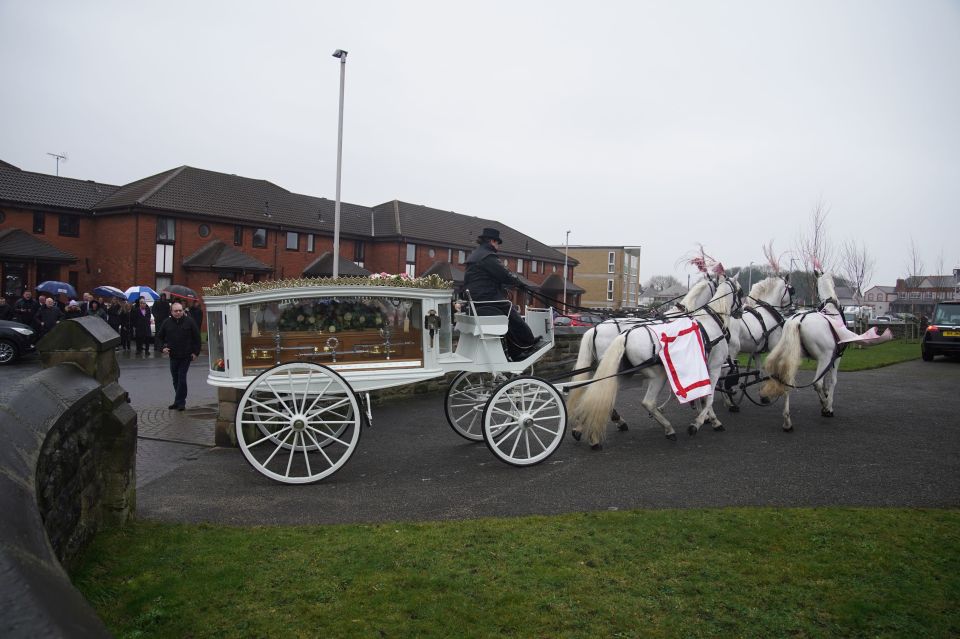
[570, 277, 738, 445]
[567, 275, 732, 433]
[760, 271, 846, 431]
[722, 274, 794, 411]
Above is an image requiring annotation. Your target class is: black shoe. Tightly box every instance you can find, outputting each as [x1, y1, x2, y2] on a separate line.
[168, 403, 178, 409]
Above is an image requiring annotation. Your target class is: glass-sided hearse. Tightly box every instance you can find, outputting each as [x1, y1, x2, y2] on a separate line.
[204, 276, 564, 484]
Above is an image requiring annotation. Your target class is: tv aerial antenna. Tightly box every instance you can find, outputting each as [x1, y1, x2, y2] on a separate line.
[46, 152, 68, 176]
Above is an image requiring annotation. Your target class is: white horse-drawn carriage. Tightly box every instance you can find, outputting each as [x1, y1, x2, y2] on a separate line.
[203, 277, 564, 484]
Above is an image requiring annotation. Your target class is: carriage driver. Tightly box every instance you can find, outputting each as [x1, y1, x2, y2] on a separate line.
[463, 227, 542, 360]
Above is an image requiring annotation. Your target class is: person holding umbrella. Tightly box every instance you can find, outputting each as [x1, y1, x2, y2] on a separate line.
[157, 301, 201, 411]
[132, 298, 153, 354]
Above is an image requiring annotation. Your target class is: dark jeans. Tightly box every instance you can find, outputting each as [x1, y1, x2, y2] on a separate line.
[169, 356, 192, 408]
[475, 302, 535, 356]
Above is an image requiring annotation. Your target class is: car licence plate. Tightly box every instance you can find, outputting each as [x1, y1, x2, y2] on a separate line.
[944, 330, 960, 337]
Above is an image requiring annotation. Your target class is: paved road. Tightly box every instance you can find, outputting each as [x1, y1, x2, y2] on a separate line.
[5, 350, 958, 523]
[139, 358, 960, 525]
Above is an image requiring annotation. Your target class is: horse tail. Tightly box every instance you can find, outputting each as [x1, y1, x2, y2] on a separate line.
[761, 319, 802, 398]
[565, 327, 597, 412]
[571, 332, 627, 446]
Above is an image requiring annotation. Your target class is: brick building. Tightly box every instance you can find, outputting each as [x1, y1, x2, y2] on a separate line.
[0, 160, 577, 307]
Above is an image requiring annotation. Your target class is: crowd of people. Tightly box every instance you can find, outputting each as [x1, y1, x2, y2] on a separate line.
[1, 290, 203, 354]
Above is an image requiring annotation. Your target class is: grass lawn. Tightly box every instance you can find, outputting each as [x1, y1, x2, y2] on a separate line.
[73, 508, 959, 638]
[738, 339, 920, 372]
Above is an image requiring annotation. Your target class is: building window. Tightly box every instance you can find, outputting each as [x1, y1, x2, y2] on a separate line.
[307, 234, 315, 253]
[607, 279, 614, 301]
[909, 291, 920, 299]
[517, 258, 524, 274]
[286, 231, 299, 251]
[448, 248, 453, 261]
[531, 260, 538, 274]
[608, 251, 616, 274]
[157, 217, 175, 242]
[198, 224, 211, 238]
[156, 275, 172, 294]
[354, 241, 365, 268]
[58, 215, 79, 237]
[552, 265, 557, 272]
[428, 248, 436, 258]
[33, 212, 45, 234]
[406, 243, 417, 276]
[458, 250, 465, 264]
[252, 228, 267, 248]
[156, 244, 174, 274]
[234, 225, 243, 246]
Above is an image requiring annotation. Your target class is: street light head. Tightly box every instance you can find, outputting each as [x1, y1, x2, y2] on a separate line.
[332, 49, 348, 59]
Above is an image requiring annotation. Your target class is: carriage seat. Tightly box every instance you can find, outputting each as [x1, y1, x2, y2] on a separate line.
[454, 313, 508, 337]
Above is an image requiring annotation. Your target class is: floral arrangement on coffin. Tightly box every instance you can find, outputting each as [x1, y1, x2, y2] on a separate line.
[278, 298, 389, 333]
[203, 273, 451, 297]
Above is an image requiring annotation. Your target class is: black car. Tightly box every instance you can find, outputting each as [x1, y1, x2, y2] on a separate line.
[922, 301, 960, 361]
[0, 319, 36, 365]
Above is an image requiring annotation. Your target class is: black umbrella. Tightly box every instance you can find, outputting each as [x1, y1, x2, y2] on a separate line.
[163, 285, 199, 301]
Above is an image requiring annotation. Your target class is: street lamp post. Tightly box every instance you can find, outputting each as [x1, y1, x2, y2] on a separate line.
[331, 49, 348, 278]
[748, 261, 755, 294]
[562, 230, 571, 308]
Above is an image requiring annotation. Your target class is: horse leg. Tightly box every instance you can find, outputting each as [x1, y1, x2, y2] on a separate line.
[812, 357, 833, 417]
[641, 373, 675, 440]
[822, 362, 839, 417]
[611, 408, 629, 431]
[781, 391, 793, 431]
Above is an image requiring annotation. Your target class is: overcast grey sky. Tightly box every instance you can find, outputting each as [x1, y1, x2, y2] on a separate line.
[2, 0, 957, 288]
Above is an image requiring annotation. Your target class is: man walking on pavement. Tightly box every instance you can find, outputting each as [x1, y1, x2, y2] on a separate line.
[157, 301, 201, 411]
[152, 293, 171, 351]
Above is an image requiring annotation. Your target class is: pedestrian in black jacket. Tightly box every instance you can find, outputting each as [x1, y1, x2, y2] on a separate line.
[36, 297, 63, 338]
[463, 227, 538, 359]
[152, 294, 171, 351]
[157, 302, 201, 410]
[132, 298, 153, 353]
[0, 296, 13, 322]
[118, 301, 133, 351]
[188, 300, 203, 331]
[14, 290, 39, 327]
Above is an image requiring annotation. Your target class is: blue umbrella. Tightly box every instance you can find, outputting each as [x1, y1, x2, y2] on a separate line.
[37, 280, 78, 298]
[92, 285, 126, 299]
[124, 285, 160, 302]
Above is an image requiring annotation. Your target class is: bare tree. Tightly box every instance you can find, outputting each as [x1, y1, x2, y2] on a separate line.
[903, 236, 925, 282]
[840, 239, 874, 305]
[795, 199, 836, 273]
[645, 275, 681, 292]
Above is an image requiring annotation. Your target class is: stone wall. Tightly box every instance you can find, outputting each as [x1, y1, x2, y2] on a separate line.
[214, 331, 587, 446]
[0, 316, 136, 638]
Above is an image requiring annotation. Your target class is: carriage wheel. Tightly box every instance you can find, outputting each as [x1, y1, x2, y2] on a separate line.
[481, 376, 566, 467]
[444, 371, 509, 441]
[236, 362, 362, 484]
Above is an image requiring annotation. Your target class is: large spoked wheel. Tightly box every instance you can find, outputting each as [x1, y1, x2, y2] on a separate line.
[481, 376, 566, 467]
[236, 362, 362, 484]
[444, 371, 510, 441]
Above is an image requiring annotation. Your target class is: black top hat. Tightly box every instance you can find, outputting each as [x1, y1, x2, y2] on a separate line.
[477, 227, 503, 244]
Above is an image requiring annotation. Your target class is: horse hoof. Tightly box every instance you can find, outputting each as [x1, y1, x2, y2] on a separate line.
[713, 424, 725, 432]
[783, 426, 793, 433]
[760, 397, 771, 405]
[728, 405, 740, 413]
[687, 425, 698, 436]
[666, 433, 677, 442]
[591, 443, 602, 451]
[821, 410, 834, 418]
[617, 423, 629, 432]
[571, 430, 582, 441]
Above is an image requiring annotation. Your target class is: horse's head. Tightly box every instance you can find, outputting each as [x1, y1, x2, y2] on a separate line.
[815, 271, 838, 306]
[705, 276, 738, 324]
[748, 274, 794, 309]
